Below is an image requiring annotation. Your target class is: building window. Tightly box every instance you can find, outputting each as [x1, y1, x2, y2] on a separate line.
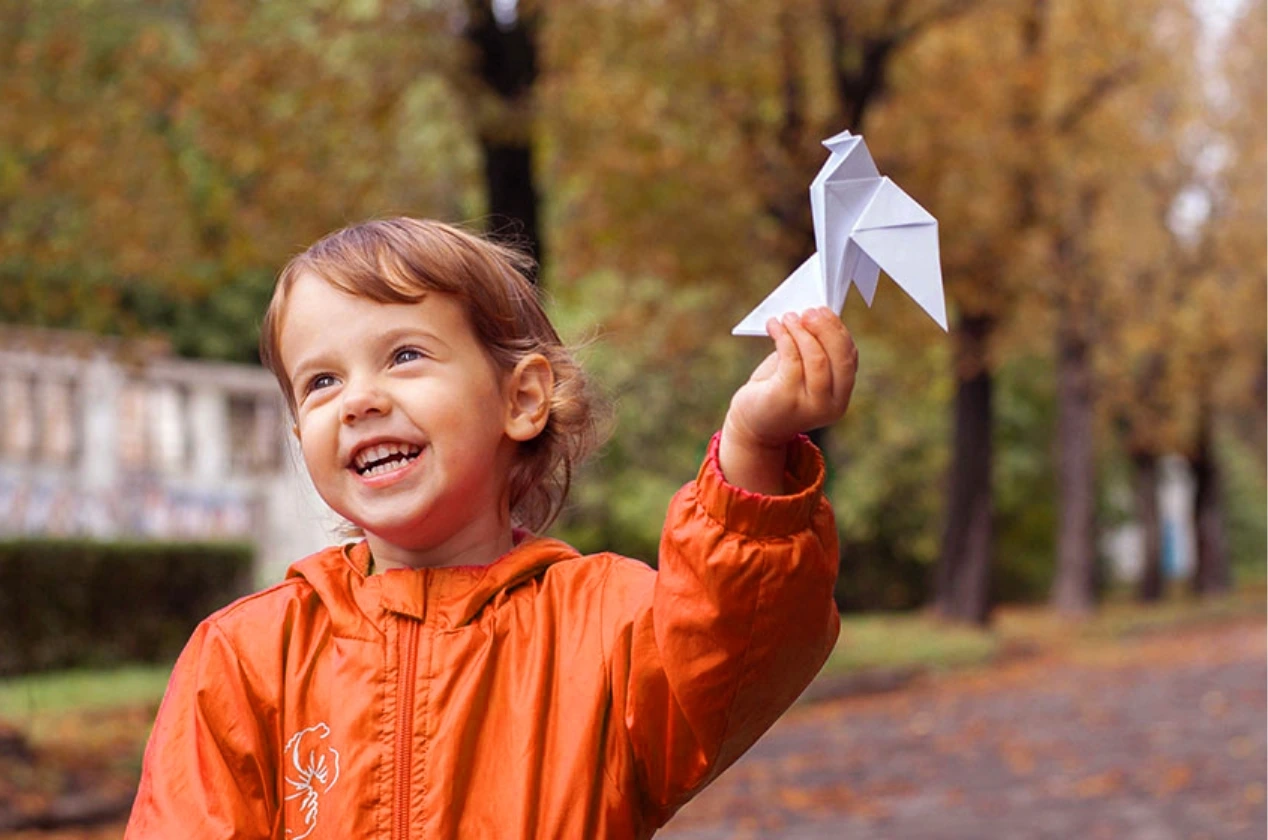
[1, 374, 35, 461]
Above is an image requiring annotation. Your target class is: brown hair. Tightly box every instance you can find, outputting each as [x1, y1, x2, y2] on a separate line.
[259, 217, 605, 532]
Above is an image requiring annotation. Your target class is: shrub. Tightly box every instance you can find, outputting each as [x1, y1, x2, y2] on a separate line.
[0, 539, 252, 676]
[1222, 432, 1267, 585]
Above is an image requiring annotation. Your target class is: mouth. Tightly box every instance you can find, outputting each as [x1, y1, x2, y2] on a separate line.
[349, 441, 423, 478]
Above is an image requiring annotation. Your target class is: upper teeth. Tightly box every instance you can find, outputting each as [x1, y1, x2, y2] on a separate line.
[353, 442, 421, 470]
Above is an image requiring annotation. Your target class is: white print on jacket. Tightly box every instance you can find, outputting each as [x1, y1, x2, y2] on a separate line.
[283, 722, 341, 839]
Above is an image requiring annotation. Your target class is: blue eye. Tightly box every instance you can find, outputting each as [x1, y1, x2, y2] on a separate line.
[306, 374, 337, 394]
[392, 347, 425, 365]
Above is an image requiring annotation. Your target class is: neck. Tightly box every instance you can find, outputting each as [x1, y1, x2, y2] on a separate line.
[365, 523, 517, 573]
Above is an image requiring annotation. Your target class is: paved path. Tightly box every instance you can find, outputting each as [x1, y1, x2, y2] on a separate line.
[660, 620, 1266, 840]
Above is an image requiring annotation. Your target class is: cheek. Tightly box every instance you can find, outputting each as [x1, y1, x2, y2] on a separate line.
[296, 415, 337, 476]
[299, 437, 320, 477]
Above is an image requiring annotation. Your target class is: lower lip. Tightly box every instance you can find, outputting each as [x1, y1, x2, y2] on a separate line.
[353, 452, 423, 488]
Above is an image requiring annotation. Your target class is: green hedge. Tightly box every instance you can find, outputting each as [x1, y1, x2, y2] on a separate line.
[834, 537, 931, 612]
[0, 539, 253, 676]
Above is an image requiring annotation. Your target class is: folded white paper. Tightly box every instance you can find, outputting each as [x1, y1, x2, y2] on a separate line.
[734, 130, 948, 335]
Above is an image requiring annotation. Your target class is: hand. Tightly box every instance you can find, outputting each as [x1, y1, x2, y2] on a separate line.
[719, 307, 858, 494]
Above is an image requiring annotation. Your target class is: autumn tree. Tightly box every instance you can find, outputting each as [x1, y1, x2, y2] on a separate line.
[808, 0, 1188, 623]
[1022, 0, 1194, 616]
[1185, 0, 1267, 595]
[867, 0, 1041, 624]
[1090, 3, 1204, 602]
[1092, 0, 1264, 601]
[869, 0, 1209, 618]
[0, 0, 562, 354]
[0, 0, 476, 359]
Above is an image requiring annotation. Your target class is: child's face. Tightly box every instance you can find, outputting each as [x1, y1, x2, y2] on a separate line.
[279, 272, 520, 562]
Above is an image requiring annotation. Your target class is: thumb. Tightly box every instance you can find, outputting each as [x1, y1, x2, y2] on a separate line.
[750, 350, 779, 382]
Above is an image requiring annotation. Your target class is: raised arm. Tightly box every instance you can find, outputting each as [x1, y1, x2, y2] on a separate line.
[607, 308, 857, 826]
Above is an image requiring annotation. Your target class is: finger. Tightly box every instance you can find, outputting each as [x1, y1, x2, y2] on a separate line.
[802, 307, 856, 405]
[836, 320, 859, 408]
[768, 315, 804, 386]
[787, 310, 831, 399]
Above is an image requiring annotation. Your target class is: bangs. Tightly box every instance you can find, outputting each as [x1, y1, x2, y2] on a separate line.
[285, 224, 470, 304]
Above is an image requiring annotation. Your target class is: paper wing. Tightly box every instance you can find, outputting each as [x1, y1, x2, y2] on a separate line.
[850, 178, 947, 330]
[732, 253, 827, 336]
[839, 242, 881, 308]
[856, 177, 935, 228]
[851, 227, 946, 329]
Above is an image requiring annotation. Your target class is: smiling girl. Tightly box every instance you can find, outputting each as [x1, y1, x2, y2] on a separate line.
[125, 217, 857, 839]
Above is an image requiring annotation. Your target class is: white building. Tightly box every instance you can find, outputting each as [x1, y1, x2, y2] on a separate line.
[0, 327, 337, 586]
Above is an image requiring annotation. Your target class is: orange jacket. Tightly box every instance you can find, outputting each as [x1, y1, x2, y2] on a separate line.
[126, 435, 839, 839]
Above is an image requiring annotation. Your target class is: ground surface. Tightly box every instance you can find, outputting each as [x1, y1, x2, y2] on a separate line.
[659, 618, 1266, 840]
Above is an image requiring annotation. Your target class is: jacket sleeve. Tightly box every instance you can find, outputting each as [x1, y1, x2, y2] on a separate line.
[603, 432, 840, 826]
[125, 619, 278, 840]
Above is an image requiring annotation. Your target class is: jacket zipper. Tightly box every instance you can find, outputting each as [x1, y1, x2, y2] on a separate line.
[393, 619, 421, 840]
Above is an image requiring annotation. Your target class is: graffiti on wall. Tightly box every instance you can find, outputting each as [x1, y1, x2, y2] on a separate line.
[0, 471, 254, 540]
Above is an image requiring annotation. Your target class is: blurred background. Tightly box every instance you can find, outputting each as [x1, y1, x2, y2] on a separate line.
[0, 0, 1263, 837]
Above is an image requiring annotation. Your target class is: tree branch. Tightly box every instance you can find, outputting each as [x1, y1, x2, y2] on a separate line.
[1055, 60, 1138, 135]
[894, 0, 979, 43]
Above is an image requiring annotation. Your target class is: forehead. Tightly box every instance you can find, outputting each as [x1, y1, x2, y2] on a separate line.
[277, 272, 476, 365]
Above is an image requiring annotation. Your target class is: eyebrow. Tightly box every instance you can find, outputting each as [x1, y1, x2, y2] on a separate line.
[374, 325, 450, 352]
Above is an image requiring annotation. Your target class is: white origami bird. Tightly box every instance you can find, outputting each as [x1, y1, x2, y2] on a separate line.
[733, 130, 948, 334]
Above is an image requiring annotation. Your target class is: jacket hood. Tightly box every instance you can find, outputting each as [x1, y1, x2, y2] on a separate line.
[286, 536, 582, 635]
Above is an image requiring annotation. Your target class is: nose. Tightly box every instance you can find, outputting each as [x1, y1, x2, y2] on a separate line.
[341, 376, 391, 424]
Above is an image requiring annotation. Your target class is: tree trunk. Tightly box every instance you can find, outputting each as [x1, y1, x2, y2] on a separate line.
[1131, 451, 1164, 602]
[1190, 407, 1231, 595]
[936, 313, 994, 625]
[465, 4, 544, 280]
[1051, 317, 1097, 615]
[481, 142, 542, 269]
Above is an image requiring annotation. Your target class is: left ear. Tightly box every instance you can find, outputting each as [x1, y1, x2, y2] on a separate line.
[504, 354, 554, 442]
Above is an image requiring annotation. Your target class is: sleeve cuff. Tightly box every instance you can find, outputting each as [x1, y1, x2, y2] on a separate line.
[694, 431, 826, 538]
